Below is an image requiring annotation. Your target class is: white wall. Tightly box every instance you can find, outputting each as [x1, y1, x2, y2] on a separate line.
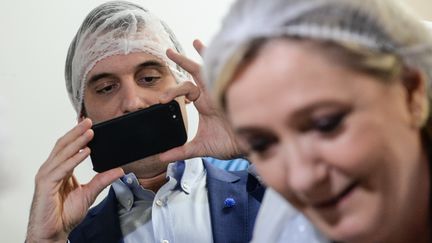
[0, 0, 234, 241]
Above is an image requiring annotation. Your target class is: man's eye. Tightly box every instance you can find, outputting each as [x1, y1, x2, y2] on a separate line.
[313, 112, 346, 133]
[96, 83, 119, 94]
[138, 76, 161, 85]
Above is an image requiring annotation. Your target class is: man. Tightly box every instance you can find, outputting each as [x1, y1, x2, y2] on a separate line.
[25, 2, 263, 243]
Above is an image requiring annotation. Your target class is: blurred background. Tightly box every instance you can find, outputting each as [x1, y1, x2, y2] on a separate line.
[0, 0, 430, 241]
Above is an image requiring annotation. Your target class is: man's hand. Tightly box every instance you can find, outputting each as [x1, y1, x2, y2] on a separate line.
[26, 118, 124, 243]
[159, 40, 242, 162]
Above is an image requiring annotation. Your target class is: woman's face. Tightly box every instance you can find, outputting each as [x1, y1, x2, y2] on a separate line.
[226, 39, 429, 242]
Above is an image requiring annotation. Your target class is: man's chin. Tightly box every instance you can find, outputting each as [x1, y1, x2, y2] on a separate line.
[120, 154, 171, 178]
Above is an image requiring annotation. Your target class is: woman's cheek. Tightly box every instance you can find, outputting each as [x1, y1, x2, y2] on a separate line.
[255, 158, 288, 191]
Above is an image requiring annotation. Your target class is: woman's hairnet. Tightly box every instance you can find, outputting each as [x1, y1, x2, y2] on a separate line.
[65, 1, 190, 116]
[203, 0, 432, 100]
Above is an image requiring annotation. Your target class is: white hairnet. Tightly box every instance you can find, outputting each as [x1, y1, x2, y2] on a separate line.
[65, 1, 190, 116]
[203, 0, 432, 96]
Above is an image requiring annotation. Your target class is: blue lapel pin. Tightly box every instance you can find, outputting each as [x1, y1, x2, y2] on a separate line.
[224, 197, 236, 208]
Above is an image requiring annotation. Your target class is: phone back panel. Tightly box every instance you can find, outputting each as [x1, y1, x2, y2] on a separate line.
[88, 100, 187, 172]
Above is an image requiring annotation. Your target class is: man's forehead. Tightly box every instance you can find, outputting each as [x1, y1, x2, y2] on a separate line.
[90, 52, 165, 72]
[66, 1, 187, 117]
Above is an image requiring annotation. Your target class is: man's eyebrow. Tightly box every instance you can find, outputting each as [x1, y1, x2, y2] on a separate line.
[87, 73, 114, 86]
[136, 60, 167, 70]
[87, 60, 167, 86]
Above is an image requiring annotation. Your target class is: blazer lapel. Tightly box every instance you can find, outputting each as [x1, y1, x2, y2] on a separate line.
[204, 160, 249, 243]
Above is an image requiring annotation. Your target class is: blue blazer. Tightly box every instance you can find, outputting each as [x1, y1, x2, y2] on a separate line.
[69, 159, 265, 243]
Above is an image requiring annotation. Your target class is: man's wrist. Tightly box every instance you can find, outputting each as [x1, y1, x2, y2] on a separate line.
[25, 236, 69, 243]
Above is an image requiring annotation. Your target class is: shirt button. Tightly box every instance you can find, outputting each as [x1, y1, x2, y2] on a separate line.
[156, 199, 163, 206]
[126, 177, 133, 184]
[182, 183, 189, 190]
[161, 240, 169, 243]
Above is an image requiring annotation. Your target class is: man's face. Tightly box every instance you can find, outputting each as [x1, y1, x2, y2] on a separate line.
[84, 52, 186, 123]
[83, 52, 188, 177]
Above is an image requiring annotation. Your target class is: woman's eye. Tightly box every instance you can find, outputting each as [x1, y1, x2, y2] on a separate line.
[95, 83, 119, 94]
[312, 112, 346, 133]
[247, 136, 277, 154]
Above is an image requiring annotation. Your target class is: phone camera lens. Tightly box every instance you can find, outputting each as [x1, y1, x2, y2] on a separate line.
[169, 104, 175, 112]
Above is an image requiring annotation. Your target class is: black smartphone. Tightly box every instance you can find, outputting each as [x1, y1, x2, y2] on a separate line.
[88, 100, 187, 172]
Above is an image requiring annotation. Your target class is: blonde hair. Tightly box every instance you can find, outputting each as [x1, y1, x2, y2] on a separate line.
[204, 0, 432, 140]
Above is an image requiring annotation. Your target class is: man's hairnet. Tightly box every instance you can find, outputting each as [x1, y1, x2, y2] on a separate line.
[65, 1, 190, 116]
[203, 0, 432, 99]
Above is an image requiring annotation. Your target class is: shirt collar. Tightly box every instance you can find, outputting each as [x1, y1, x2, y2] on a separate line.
[112, 173, 155, 211]
[112, 158, 205, 210]
[174, 157, 205, 194]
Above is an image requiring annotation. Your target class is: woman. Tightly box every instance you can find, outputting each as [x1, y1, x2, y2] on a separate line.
[203, 0, 432, 242]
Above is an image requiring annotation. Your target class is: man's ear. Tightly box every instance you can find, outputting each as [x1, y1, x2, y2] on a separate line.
[78, 116, 85, 123]
[402, 67, 429, 127]
[77, 105, 87, 123]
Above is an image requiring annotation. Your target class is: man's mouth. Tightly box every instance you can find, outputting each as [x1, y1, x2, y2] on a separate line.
[313, 181, 358, 209]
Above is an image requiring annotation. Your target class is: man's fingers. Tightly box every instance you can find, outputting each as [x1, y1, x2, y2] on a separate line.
[49, 119, 92, 160]
[47, 147, 91, 182]
[42, 129, 94, 176]
[166, 49, 200, 77]
[193, 39, 205, 57]
[84, 168, 124, 205]
[52, 130, 94, 169]
[159, 145, 189, 163]
[160, 82, 200, 104]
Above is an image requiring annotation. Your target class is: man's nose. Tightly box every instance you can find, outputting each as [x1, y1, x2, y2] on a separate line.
[120, 83, 152, 114]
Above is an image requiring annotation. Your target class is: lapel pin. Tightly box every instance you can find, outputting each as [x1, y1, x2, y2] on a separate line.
[224, 197, 236, 208]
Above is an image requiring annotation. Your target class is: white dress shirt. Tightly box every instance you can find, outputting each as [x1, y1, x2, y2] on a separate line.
[251, 188, 330, 243]
[112, 158, 213, 243]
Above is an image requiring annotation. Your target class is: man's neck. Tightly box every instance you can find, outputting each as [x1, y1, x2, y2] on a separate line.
[137, 172, 168, 193]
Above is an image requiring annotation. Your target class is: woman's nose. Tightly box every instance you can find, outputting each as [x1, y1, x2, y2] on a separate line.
[283, 141, 328, 196]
